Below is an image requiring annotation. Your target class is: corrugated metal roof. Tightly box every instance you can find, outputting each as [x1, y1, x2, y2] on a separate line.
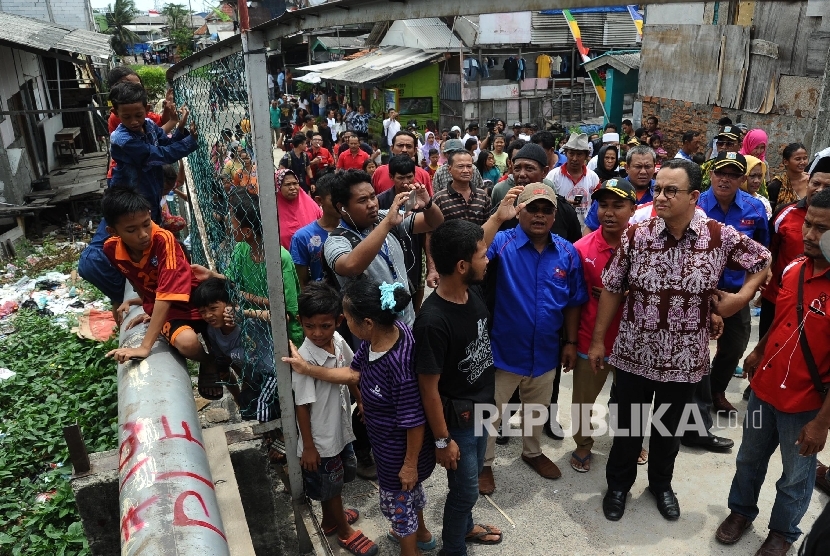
[582, 49, 640, 73]
[314, 36, 365, 50]
[380, 18, 463, 50]
[0, 12, 112, 58]
[316, 46, 441, 86]
[530, 11, 638, 47]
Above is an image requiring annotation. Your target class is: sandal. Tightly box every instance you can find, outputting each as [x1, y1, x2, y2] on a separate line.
[197, 362, 225, 400]
[386, 530, 437, 551]
[322, 508, 360, 535]
[816, 461, 830, 495]
[570, 451, 592, 473]
[465, 524, 502, 545]
[638, 447, 649, 465]
[337, 530, 378, 556]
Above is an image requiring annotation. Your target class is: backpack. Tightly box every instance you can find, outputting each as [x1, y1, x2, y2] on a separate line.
[320, 225, 414, 293]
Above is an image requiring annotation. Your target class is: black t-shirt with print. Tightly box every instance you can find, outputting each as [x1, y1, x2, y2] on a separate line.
[413, 286, 495, 405]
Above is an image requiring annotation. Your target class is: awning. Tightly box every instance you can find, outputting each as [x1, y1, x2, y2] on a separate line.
[295, 60, 349, 72]
[0, 11, 112, 59]
[582, 49, 640, 74]
[314, 46, 442, 86]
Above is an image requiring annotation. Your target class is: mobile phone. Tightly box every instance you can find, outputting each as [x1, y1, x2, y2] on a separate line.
[400, 190, 417, 214]
[573, 195, 584, 204]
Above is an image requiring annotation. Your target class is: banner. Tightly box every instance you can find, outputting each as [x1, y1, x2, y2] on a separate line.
[562, 9, 607, 115]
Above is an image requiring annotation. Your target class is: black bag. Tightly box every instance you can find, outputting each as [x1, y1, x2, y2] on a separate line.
[795, 263, 830, 400]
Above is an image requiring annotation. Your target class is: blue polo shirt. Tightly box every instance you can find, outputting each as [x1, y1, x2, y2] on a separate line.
[698, 188, 770, 291]
[487, 225, 588, 377]
[584, 180, 655, 231]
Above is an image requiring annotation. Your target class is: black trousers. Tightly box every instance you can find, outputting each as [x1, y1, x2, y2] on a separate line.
[710, 304, 752, 394]
[606, 369, 697, 493]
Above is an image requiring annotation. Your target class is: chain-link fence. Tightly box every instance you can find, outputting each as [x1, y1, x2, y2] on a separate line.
[173, 51, 288, 423]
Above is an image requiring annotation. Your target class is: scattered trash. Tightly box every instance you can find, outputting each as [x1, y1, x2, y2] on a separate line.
[750, 307, 761, 317]
[34, 490, 57, 503]
[0, 367, 15, 380]
[34, 279, 61, 291]
[0, 301, 17, 318]
[69, 300, 85, 309]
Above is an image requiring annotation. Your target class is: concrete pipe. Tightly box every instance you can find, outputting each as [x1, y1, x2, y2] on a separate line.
[117, 287, 230, 556]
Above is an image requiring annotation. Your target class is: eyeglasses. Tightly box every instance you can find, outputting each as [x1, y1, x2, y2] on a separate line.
[652, 186, 691, 199]
[716, 141, 737, 147]
[712, 170, 744, 180]
[524, 204, 555, 214]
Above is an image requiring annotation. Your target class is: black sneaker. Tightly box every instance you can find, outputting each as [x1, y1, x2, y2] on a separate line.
[355, 449, 377, 480]
[495, 423, 509, 445]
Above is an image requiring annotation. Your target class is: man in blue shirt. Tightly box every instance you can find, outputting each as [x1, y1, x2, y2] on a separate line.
[478, 183, 588, 495]
[683, 151, 770, 451]
[584, 145, 656, 232]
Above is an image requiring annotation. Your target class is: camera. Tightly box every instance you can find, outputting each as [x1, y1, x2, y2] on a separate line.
[485, 119, 498, 132]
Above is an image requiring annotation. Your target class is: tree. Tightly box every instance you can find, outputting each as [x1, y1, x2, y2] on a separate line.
[105, 0, 140, 56]
[162, 3, 193, 56]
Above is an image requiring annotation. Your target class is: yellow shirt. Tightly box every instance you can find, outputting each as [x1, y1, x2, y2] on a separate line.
[536, 54, 552, 78]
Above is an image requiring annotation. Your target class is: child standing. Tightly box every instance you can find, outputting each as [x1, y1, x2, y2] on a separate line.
[290, 172, 341, 287]
[426, 148, 440, 178]
[102, 186, 224, 400]
[294, 283, 372, 554]
[285, 279, 435, 556]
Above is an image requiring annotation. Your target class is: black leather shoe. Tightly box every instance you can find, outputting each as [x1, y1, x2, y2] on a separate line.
[649, 487, 680, 521]
[602, 490, 627, 521]
[544, 421, 564, 440]
[681, 434, 734, 452]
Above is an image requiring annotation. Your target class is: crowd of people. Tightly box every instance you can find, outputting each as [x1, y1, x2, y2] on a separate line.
[77, 64, 830, 556]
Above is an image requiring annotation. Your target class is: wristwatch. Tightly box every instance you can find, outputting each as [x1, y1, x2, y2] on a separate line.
[434, 435, 452, 449]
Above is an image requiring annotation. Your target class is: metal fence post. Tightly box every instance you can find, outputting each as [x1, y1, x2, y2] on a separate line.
[240, 27, 311, 553]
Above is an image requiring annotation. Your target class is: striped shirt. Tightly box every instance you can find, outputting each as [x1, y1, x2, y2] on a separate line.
[352, 322, 435, 491]
[433, 182, 491, 226]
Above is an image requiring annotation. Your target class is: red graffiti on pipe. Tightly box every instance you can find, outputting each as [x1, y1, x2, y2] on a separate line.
[159, 415, 205, 450]
[121, 495, 159, 542]
[173, 490, 227, 540]
[118, 421, 143, 472]
[156, 471, 215, 489]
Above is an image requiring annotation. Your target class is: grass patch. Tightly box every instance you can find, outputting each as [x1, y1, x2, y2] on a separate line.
[0, 311, 118, 556]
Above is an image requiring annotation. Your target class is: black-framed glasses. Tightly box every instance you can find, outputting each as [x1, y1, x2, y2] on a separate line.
[716, 141, 737, 147]
[712, 170, 744, 180]
[524, 204, 555, 214]
[652, 186, 691, 199]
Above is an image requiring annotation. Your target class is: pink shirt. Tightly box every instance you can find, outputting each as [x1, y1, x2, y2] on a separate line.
[574, 228, 622, 357]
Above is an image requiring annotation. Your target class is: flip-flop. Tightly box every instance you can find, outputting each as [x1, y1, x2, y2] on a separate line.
[465, 524, 502, 545]
[386, 530, 437, 551]
[570, 451, 592, 473]
[197, 362, 224, 400]
[638, 448, 649, 465]
[322, 508, 360, 535]
[337, 529, 378, 556]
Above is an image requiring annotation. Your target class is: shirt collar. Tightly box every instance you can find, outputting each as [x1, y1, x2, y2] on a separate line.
[448, 181, 477, 197]
[302, 340, 338, 366]
[657, 210, 707, 240]
[560, 164, 588, 185]
[113, 222, 159, 265]
[701, 188, 747, 211]
[514, 221, 557, 250]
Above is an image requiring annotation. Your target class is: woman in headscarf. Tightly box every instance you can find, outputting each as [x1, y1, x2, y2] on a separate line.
[594, 144, 620, 182]
[740, 129, 768, 161]
[421, 131, 439, 163]
[275, 168, 322, 249]
[742, 155, 772, 218]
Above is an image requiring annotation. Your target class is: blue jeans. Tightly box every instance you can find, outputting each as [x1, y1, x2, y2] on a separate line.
[442, 425, 487, 556]
[78, 219, 125, 304]
[727, 392, 818, 543]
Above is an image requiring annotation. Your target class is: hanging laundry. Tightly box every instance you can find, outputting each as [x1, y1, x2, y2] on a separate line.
[536, 54, 553, 78]
[502, 57, 519, 81]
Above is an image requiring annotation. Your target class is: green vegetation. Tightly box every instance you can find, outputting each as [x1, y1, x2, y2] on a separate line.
[130, 65, 168, 103]
[0, 311, 118, 556]
[105, 0, 140, 56]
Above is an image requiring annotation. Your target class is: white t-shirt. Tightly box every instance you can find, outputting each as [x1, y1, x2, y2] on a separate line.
[383, 118, 401, 146]
[545, 166, 600, 225]
[267, 74, 274, 88]
[293, 333, 356, 458]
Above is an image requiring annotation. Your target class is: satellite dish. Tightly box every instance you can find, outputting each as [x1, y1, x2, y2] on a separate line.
[821, 230, 830, 262]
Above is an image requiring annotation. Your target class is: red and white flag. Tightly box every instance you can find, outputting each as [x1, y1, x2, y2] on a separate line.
[148, 9, 160, 16]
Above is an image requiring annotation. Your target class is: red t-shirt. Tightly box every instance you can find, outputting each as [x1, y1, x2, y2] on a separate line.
[762, 201, 807, 304]
[106, 111, 164, 179]
[372, 164, 433, 196]
[103, 223, 200, 321]
[752, 257, 830, 413]
[574, 228, 623, 357]
[336, 148, 370, 170]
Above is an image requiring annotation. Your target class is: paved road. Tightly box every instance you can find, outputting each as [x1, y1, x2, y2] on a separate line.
[314, 310, 830, 555]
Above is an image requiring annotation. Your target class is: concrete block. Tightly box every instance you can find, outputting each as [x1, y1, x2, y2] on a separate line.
[70, 450, 120, 556]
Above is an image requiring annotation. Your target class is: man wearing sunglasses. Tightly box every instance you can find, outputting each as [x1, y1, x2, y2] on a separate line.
[683, 152, 769, 451]
[479, 182, 589, 494]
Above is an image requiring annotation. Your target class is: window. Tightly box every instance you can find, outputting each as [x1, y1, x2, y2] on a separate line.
[398, 97, 433, 115]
